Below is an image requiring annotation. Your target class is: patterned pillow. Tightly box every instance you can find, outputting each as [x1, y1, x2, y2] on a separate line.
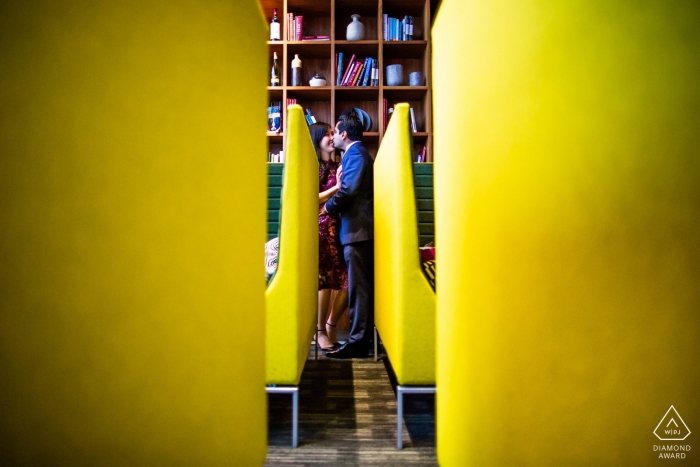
[265, 237, 279, 283]
[421, 259, 436, 291]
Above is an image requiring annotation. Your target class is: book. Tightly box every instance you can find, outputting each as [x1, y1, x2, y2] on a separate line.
[348, 62, 362, 86]
[341, 61, 354, 86]
[410, 106, 417, 133]
[361, 57, 372, 86]
[302, 36, 329, 41]
[286, 14, 291, 41]
[383, 14, 388, 41]
[336, 52, 344, 86]
[345, 62, 357, 86]
[294, 16, 303, 41]
[373, 59, 379, 86]
[340, 54, 356, 85]
[382, 98, 388, 132]
[304, 108, 316, 125]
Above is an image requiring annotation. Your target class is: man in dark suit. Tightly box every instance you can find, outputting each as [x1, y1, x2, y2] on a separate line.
[321, 113, 374, 359]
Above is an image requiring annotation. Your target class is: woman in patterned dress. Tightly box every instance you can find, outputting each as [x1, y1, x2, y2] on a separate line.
[310, 123, 348, 351]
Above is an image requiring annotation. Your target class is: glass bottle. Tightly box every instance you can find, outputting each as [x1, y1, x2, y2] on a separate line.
[271, 52, 280, 86]
[291, 54, 302, 87]
[269, 8, 280, 41]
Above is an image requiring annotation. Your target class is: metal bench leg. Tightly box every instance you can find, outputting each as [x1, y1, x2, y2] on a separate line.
[397, 386, 404, 449]
[374, 326, 378, 362]
[395, 385, 436, 450]
[266, 386, 300, 448]
[292, 388, 299, 448]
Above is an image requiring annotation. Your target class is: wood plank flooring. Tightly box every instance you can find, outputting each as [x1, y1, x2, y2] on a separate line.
[265, 342, 437, 466]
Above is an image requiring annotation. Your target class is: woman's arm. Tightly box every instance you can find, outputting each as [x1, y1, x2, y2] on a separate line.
[319, 185, 338, 204]
[318, 165, 343, 205]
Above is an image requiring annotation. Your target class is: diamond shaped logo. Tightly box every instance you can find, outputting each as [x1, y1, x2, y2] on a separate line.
[654, 406, 691, 441]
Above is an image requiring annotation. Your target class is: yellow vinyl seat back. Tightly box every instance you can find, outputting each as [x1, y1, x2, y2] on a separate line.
[374, 104, 436, 385]
[433, 1, 700, 465]
[0, 1, 268, 465]
[265, 105, 319, 385]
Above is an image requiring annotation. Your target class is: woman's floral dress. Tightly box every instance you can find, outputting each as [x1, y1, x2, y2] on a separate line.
[319, 160, 348, 290]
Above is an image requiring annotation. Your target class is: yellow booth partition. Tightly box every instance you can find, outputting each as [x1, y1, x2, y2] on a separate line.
[0, 0, 268, 465]
[433, 0, 700, 465]
[374, 103, 436, 449]
[265, 104, 319, 447]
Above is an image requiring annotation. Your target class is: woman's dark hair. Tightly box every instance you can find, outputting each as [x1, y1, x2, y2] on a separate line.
[309, 122, 333, 184]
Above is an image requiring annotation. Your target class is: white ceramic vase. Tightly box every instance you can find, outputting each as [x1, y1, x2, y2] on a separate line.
[346, 14, 365, 41]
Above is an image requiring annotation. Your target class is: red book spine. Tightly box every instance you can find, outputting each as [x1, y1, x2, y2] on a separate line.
[295, 16, 303, 41]
[383, 98, 387, 132]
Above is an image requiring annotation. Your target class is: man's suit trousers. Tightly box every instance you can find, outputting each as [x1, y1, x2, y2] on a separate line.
[343, 240, 374, 348]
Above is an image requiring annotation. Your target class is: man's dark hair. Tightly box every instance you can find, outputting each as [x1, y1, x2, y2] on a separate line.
[337, 112, 363, 141]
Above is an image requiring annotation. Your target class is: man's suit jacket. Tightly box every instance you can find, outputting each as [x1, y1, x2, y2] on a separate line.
[325, 141, 374, 245]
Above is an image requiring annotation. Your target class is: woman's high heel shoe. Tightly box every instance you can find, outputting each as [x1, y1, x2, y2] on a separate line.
[316, 329, 339, 351]
[326, 321, 341, 349]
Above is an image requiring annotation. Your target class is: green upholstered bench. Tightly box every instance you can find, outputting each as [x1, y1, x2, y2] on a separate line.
[269, 155, 433, 246]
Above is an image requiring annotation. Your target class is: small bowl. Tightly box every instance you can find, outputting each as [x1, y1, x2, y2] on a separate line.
[309, 74, 327, 87]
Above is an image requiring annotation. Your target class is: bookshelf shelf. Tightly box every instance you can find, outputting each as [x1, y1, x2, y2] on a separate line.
[287, 42, 332, 57]
[383, 86, 428, 100]
[383, 41, 428, 59]
[261, 0, 434, 162]
[335, 87, 379, 101]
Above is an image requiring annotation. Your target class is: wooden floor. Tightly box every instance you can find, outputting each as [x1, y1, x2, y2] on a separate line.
[265, 339, 437, 466]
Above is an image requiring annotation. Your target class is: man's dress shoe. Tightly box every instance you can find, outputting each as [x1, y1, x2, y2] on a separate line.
[324, 341, 370, 359]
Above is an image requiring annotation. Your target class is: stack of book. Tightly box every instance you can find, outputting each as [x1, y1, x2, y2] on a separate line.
[268, 151, 285, 163]
[286, 98, 298, 107]
[383, 15, 414, 41]
[336, 53, 378, 87]
[287, 13, 302, 41]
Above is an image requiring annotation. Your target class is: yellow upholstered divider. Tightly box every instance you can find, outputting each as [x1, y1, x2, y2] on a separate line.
[433, 1, 700, 465]
[0, 1, 267, 465]
[265, 105, 319, 385]
[374, 104, 436, 385]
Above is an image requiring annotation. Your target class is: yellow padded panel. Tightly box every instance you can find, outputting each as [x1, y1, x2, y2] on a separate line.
[433, 1, 700, 465]
[0, 1, 268, 465]
[265, 105, 319, 385]
[374, 104, 436, 385]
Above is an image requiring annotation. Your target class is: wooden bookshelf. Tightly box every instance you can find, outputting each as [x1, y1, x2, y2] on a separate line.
[261, 0, 434, 163]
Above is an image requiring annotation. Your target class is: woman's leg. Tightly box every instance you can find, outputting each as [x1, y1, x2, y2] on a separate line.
[318, 289, 333, 349]
[326, 289, 348, 343]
